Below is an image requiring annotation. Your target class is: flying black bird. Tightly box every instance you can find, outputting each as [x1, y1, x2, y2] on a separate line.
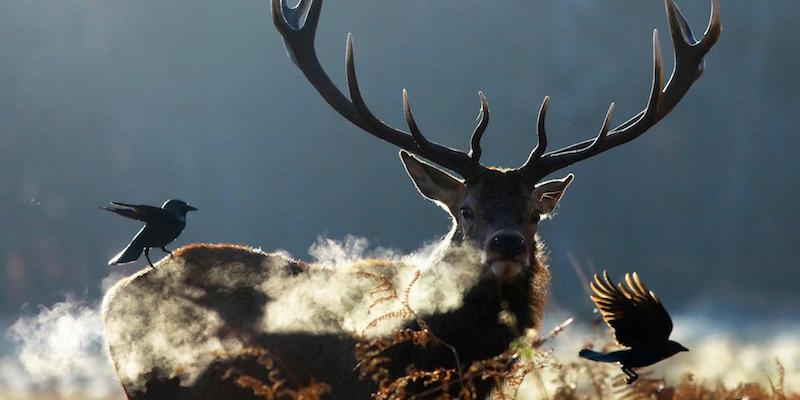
[103, 199, 197, 268]
[579, 271, 688, 384]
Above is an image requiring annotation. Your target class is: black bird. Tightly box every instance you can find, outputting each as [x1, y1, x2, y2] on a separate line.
[579, 271, 688, 384]
[103, 199, 197, 268]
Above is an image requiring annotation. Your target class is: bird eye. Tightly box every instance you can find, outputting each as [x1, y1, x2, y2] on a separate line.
[531, 213, 541, 223]
[460, 207, 474, 219]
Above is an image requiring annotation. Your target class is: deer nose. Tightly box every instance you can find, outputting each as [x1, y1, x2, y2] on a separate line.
[489, 232, 526, 258]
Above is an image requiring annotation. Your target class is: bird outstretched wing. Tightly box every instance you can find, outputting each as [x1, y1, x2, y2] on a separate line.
[102, 202, 170, 223]
[589, 271, 673, 348]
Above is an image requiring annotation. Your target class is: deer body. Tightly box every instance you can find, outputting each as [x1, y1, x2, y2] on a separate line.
[103, 237, 549, 399]
[103, 0, 719, 398]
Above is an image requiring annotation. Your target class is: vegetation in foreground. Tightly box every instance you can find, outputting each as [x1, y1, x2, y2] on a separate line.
[4, 359, 795, 400]
[223, 334, 796, 400]
[220, 270, 797, 400]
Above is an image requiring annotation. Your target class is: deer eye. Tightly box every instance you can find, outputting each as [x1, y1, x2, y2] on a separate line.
[460, 207, 474, 220]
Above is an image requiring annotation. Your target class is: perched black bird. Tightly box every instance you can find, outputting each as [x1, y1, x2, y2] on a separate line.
[579, 271, 688, 384]
[103, 199, 197, 268]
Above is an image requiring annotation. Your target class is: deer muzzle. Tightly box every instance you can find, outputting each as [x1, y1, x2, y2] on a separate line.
[485, 231, 528, 281]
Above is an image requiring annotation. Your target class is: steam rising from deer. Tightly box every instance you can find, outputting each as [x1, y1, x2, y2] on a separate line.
[102, 0, 720, 398]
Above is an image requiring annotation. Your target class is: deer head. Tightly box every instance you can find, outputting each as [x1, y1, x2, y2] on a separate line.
[272, 0, 721, 281]
[400, 152, 573, 280]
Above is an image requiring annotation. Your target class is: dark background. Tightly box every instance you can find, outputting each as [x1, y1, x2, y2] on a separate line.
[0, 1, 797, 324]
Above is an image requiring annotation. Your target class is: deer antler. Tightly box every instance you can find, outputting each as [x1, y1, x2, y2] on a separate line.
[518, 0, 721, 182]
[273, 0, 721, 183]
[272, 0, 489, 178]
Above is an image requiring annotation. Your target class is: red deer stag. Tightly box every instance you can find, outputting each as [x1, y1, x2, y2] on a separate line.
[102, 0, 720, 398]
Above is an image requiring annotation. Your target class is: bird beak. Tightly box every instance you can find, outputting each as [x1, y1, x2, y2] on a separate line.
[682, 346, 689, 352]
[187, 205, 198, 211]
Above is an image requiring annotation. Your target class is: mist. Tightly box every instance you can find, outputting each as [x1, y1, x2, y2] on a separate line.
[3, 236, 800, 399]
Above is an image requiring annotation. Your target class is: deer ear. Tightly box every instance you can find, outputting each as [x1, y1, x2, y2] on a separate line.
[399, 151, 465, 210]
[533, 173, 574, 215]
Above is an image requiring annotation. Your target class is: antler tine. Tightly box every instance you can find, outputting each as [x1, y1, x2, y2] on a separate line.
[468, 92, 490, 162]
[272, 0, 365, 130]
[402, 89, 430, 148]
[666, 0, 721, 54]
[273, 0, 487, 178]
[570, 101, 616, 160]
[517, 0, 720, 182]
[521, 30, 664, 180]
[346, 35, 434, 156]
[272, 0, 315, 37]
[345, 32, 442, 156]
[701, 0, 722, 51]
[345, 34, 379, 130]
[521, 96, 551, 169]
[665, 0, 696, 52]
[659, 0, 721, 114]
[535, 96, 550, 157]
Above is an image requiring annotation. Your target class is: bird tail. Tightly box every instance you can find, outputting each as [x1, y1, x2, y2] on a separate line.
[578, 349, 620, 363]
[108, 240, 144, 265]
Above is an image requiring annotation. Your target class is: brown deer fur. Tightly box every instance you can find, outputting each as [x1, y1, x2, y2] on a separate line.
[104, 234, 550, 399]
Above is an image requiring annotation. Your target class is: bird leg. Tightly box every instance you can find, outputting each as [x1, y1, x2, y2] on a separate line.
[161, 247, 173, 257]
[144, 247, 155, 269]
[622, 366, 638, 384]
